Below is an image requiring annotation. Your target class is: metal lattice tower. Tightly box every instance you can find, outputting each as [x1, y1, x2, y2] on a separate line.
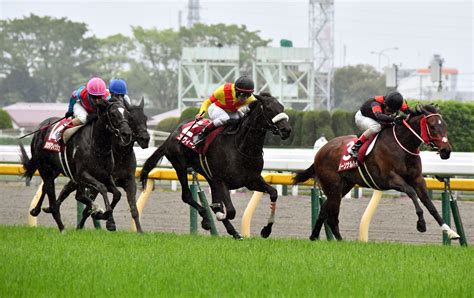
[187, 0, 200, 28]
[309, 0, 334, 110]
[178, 47, 240, 111]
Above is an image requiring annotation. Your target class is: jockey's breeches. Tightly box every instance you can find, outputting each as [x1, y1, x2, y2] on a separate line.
[208, 103, 241, 127]
[355, 110, 381, 138]
[73, 102, 88, 124]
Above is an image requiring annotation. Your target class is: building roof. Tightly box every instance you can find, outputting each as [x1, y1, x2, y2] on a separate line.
[147, 108, 181, 127]
[4, 102, 67, 128]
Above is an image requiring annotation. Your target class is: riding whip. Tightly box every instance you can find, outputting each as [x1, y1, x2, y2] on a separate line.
[18, 116, 67, 139]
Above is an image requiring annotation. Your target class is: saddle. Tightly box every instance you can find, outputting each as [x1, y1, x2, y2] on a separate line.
[338, 134, 378, 172]
[43, 119, 83, 152]
[176, 120, 224, 154]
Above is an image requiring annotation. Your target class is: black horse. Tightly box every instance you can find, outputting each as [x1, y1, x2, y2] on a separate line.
[20, 99, 133, 231]
[293, 104, 460, 241]
[140, 93, 292, 239]
[38, 97, 150, 232]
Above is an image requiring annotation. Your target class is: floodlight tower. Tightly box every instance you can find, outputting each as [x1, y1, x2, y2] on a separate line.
[187, 0, 200, 28]
[309, 0, 334, 110]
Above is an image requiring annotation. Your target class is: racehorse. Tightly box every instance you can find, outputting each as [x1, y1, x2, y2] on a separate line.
[140, 93, 292, 239]
[20, 98, 133, 231]
[38, 97, 150, 232]
[293, 104, 460, 241]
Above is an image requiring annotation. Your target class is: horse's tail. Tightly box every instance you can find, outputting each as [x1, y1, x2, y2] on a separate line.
[140, 146, 165, 189]
[292, 164, 316, 184]
[19, 141, 37, 183]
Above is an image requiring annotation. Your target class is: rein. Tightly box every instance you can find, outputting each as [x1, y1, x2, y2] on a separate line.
[393, 113, 447, 155]
[104, 102, 132, 146]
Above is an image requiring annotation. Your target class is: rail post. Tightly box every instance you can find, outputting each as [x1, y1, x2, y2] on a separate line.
[441, 177, 467, 246]
[311, 187, 334, 240]
[192, 171, 218, 236]
[190, 183, 198, 234]
[359, 190, 382, 242]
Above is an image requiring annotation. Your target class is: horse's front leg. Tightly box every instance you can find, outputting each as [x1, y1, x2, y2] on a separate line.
[411, 175, 460, 239]
[121, 176, 142, 233]
[388, 173, 427, 233]
[246, 176, 278, 238]
[78, 172, 112, 221]
[103, 176, 123, 231]
[209, 181, 242, 240]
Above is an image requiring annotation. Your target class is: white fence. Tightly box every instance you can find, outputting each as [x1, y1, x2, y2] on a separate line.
[2, 145, 473, 176]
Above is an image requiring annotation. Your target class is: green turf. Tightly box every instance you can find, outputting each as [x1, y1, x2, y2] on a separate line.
[0, 226, 472, 297]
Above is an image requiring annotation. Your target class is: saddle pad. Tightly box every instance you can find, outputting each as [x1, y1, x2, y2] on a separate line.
[177, 120, 224, 154]
[337, 134, 379, 172]
[63, 125, 84, 143]
[43, 119, 73, 152]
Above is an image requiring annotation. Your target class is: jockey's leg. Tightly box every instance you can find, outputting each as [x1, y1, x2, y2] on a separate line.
[349, 111, 380, 158]
[194, 104, 228, 146]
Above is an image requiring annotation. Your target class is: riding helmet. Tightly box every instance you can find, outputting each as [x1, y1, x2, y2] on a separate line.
[235, 76, 255, 93]
[86, 77, 107, 96]
[109, 79, 128, 95]
[384, 91, 404, 111]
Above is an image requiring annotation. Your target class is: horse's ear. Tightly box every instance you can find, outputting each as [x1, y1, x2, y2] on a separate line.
[253, 94, 263, 102]
[123, 97, 131, 110]
[139, 97, 145, 109]
[248, 99, 260, 111]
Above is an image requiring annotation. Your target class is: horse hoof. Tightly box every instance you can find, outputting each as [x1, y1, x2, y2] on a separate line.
[417, 220, 427, 233]
[260, 224, 273, 238]
[106, 221, 116, 231]
[215, 212, 226, 221]
[42, 207, 53, 214]
[201, 219, 211, 231]
[92, 211, 106, 220]
[30, 208, 41, 217]
[233, 233, 244, 240]
[309, 235, 318, 241]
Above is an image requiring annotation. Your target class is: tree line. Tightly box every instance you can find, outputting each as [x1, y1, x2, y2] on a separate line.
[156, 100, 474, 152]
[1, 14, 388, 112]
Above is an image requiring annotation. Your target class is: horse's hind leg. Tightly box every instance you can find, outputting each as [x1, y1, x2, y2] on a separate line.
[79, 172, 112, 220]
[41, 175, 64, 231]
[30, 190, 46, 217]
[43, 180, 77, 214]
[311, 181, 344, 241]
[175, 168, 210, 230]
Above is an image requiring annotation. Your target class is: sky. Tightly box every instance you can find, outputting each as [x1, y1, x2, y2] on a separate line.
[1, 0, 473, 89]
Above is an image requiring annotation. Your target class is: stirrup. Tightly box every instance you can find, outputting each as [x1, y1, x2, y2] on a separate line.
[349, 148, 358, 159]
[194, 135, 205, 146]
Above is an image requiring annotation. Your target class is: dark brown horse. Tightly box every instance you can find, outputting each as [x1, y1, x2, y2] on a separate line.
[140, 93, 292, 239]
[293, 104, 460, 241]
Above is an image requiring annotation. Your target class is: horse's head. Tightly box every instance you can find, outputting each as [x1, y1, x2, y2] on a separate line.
[410, 104, 451, 159]
[99, 99, 133, 146]
[251, 93, 292, 140]
[123, 97, 150, 149]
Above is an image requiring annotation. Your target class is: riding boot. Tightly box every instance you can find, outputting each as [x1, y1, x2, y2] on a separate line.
[349, 140, 363, 159]
[194, 122, 216, 147]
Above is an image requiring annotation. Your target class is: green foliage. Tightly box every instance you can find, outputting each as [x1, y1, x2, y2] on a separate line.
[1, 226, 473, 297]
[155, 117, 180, 133]
[179, 107, 200, 122]
[333, 64, 387, 111]
[0, 109, 12, 129]
[0, 14, 98, 103]
[331, 109, 356, 136]
[301, 111, 319, 147]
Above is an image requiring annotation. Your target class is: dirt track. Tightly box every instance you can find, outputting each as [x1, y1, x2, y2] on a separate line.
[1, 179, 472, 245]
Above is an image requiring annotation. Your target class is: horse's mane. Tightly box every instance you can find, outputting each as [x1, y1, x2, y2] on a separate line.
[414, 103, 440, 116]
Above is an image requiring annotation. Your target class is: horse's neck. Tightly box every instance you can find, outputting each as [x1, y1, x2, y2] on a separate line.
[393, 118, 423, 153]
[91, 117, 113, 156]
[234, 114, 266, 157]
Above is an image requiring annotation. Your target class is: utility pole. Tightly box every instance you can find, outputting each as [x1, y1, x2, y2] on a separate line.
[187, 0, 200, 28]
[430, 54, 444, 92]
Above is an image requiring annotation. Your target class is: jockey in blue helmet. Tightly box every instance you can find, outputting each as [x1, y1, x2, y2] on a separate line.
[109, 79, 131, 105]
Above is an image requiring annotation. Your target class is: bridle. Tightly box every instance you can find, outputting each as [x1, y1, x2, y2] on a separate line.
[103, 102, 132, 146]
[393, 113, 448, 155]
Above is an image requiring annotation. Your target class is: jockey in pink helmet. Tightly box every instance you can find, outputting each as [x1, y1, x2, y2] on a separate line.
[66, 77, 111, 127]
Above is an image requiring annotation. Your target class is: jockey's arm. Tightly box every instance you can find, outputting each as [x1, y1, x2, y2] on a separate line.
[72, 102, 88, 125]
[198, 98, 212, 117]
[374, 112, 394, 123]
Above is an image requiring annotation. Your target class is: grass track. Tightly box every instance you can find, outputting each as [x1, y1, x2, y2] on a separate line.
[0, 226, 472, 297]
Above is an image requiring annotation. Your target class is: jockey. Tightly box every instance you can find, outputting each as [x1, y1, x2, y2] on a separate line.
[193, 75, 256, 146]
[349, 91, 414, 158]
[109, 79, 131, 105]
[65, 77, 111, 128]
